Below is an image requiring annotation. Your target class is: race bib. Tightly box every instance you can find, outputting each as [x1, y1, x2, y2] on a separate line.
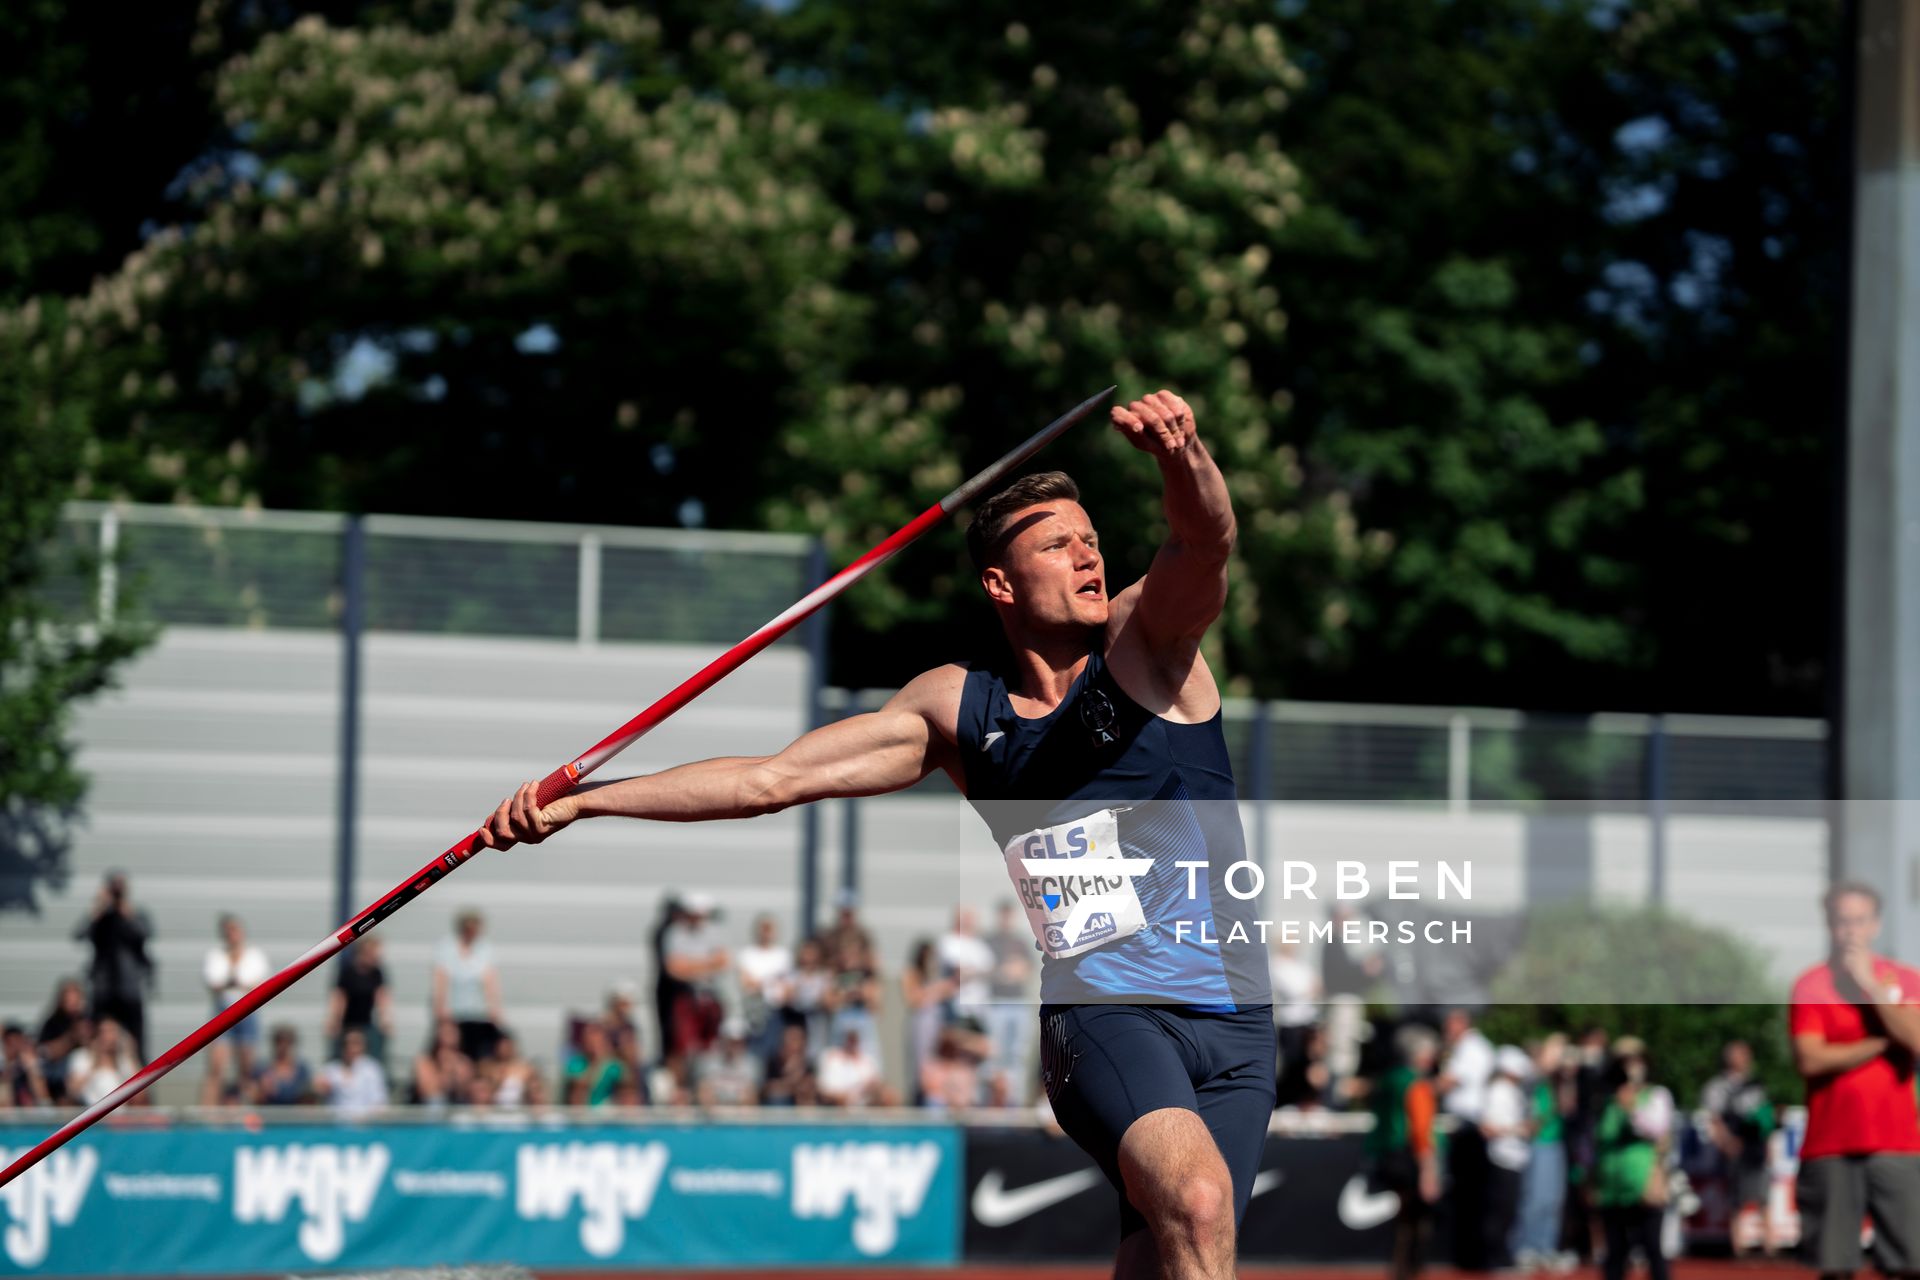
[1002, 808, 1150, 959]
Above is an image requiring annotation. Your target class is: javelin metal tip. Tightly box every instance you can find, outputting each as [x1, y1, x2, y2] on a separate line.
[942, 385, 1117, 512]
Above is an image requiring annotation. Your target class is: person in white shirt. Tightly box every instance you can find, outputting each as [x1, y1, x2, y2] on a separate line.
[433, 909, 506, 1063]
[936, 905, 996, 1020]
[735, 913, 793, 1059]
[815, 1025, 895, 1107]
[1482, 1045, 1535, 1270]
[67, 1017, 139, 1107]
[316, 1029, 389, 1116]
[201, 914, 270, 1105]
[1437, 1008, 1498, 1270]
[1269, 936, 1320, 1085]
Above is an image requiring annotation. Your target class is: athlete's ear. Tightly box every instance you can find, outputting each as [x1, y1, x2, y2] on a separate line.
[981, 566, 1015, 606]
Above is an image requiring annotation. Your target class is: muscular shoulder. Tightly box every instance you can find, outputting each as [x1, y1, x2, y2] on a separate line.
[1101, 586, 1219, 721]
[882, 663, 970, 745]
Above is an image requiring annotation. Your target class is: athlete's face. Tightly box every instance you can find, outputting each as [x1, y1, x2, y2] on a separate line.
[984, 500, 1107, 628]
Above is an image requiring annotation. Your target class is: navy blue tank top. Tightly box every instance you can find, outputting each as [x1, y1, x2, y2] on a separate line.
[956, 648, 1272, 1012]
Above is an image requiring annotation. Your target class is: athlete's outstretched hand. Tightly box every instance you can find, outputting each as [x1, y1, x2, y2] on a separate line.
[476, 780, 576, 851]
[1111, 390, 1196, 458]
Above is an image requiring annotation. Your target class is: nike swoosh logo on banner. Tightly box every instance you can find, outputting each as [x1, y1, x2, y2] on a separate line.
[983, 731, 1005, 747]
[971, 1168, 1104, 1227]
[1337, 1173, 1400, 1230]
[1252, 1169, 1284, 1198]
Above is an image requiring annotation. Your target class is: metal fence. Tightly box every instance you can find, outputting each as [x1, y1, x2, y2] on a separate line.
[54, 501, 1827, 803]
[823, 693, 1828, 806]
[58, 502, 816, 646]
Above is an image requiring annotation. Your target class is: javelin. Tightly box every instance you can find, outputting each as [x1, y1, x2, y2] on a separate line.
[0, 385, 1114, 1188]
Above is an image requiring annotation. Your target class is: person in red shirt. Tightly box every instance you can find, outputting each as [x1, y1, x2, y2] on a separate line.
[1789, 881, 1920, 1279]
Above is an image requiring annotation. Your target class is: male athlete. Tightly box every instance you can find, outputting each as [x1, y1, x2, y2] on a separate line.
[481, 390, 1275, 1280]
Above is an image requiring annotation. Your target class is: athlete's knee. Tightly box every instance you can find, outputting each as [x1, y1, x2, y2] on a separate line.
[1164, 1173, 1231, 1240]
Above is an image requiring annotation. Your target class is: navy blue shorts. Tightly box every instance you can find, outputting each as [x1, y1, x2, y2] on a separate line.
[1038, 1002, 1277, 1240]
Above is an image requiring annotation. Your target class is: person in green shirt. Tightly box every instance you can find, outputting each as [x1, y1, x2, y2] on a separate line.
[1366, 1023, 1443, 1280]
[563, 1019, 633, 1106]
[1511, 1034, 1572, 1269]
[1592, 1038, 1675, 1280]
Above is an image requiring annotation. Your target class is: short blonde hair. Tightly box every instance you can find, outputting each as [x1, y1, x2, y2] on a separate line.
[965, 471, 1081, 572]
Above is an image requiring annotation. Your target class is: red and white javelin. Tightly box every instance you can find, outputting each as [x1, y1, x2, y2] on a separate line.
[0, 385, 1114, 1188]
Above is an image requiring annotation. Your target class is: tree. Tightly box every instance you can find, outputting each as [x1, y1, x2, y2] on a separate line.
[8, 0, 861, 533]
[5, 0, 1848, 712]
[767, 0, 1367, 684]
[1481, 901, 1798, 1106]
[1270, 0, 1844, 713]
[0, 301, 152, 910]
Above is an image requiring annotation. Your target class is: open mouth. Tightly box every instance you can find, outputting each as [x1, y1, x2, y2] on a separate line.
[1076, 580, 1103, 598]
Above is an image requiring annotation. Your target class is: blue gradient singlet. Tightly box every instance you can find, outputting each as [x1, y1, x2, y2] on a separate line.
[956, 648, 1272, 1011]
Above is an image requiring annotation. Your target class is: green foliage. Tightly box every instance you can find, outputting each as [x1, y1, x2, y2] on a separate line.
[764, 1, 1369, 679]
[1272, 0, 1842, 712]
[0, 301, 153, 909]
[1481, 902, 1800, 1105]
[0, 0, 212, 303]
[0, 0, 1846, 708]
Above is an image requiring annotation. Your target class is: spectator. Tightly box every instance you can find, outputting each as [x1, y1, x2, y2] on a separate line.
[762, 1023, 817, 1107]
[902, 939, 957, 1104]
[920, 1023, 991, 1111]
[413, 1017, 477, 1108]
[1436, 1007, 1496, 1271]
[1565, 1022, 1613, 1262]
[1270, 935, 1321, 1086]
[477, 1032, 543, 1107]
[1366, 1023, 1442, 1280]
[1592, 1038, 1674, 1280]
[662, 893, 728, 1059]
[74, 872, 152, 1057]
[2, 1023, 52, 1108]
[786, 936, 834, 1050]
[695, 1018, 763, 1107]
[201, 913, 269, 1105]
[66, 1016, 139, 1107]
[651, 898, 683, 1067]
[819, 889, 874, 961]
[1789, 881, 1920, 1280]
[34, 979, 89, 1105]
[1699, 1039, 1775, 1256]
[1512, 1034, 1573, 1271]
[984, 903, 1036, 1104]
[563, 1020, 634, 1106]
[601, 982, 645, 1079]
[251, 1026, 313, 1105]
[937, 906, 996, 1022]
[827, 934, 883, 1062]
[817, 1024, 894, 1107]
[316, 1028, 389, 1116]
[735, 914, 793, 1058]
[327, 937, 392, 1066]
[1322, 902, 1383, 1099]
[1482, 1045, 1534, 1271]
[433, 909, 505, 1064]
[647, 1053, 693, 1107]
[1276, 1021, 1331, 1109]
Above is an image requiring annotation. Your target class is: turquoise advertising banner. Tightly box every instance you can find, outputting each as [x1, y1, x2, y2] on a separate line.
[0, 1122, 961, 1275]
